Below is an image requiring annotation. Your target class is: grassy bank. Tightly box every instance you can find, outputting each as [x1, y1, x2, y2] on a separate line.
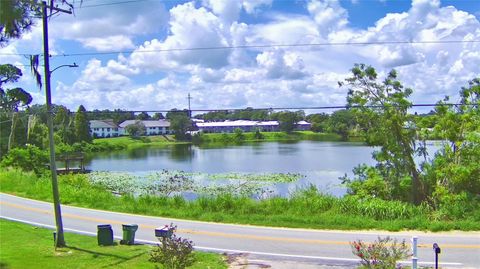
[92, 135, 182, 151]
[56, 131, 361, 154]
[1, 169, 478, 232]
[56, 135, 182, 154]
[0, 219, 227, 269]
[198, 131, 348, 143]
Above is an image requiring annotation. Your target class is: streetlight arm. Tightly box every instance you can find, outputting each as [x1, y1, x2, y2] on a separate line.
[50, 63, 78, 74]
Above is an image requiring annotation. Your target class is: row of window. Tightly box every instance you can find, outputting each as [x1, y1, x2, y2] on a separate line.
[92, 128, 119, 131]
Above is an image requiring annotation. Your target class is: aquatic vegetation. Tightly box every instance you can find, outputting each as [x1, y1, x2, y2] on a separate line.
[88, 171, 139, 194]
[86, 170, 288, 197]
[208, 172, 303, 182]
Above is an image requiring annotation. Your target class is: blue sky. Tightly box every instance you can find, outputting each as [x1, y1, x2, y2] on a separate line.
[1, 0, 479, 113]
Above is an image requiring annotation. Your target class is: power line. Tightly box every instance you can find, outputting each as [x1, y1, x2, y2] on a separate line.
[2, 40, 479, 57]
[80, 103, 477, 114]
[74, 0, 156, 9]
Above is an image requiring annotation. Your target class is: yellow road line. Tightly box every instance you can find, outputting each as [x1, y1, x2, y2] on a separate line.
[2, 201, 479, 249]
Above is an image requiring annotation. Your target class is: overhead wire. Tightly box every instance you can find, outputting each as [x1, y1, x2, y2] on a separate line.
[1, 40, 479, 57]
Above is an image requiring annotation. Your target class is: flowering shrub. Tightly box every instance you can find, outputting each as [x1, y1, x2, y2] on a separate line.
[351, 236, 409, 269]
[149, 224, 195, 269]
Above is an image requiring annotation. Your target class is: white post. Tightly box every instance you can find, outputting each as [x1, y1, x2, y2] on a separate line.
[412, 236, 418, 269]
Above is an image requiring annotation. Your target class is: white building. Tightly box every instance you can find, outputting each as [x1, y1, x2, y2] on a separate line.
[89, 120, 121, 138]
[195, 120, 311, 133]
[119, 120, 172, 135]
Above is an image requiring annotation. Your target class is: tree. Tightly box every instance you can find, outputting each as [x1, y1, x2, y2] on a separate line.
[74, 105, 91, 143]
[327, 109, 355, 140]
[274, 111, 302, 133]
[1, 0, 76, 46]
[423, 78, 480, 207]
[340, 64, 424, 204]
[0, 64, 32, 153]
[166, 109, 189, 120]
[125, 121, 146, 138]
[135, 112, 151, 120]
[233, 128, 245, 142]
[169, 114, 191, 140]
[54, 105, 75, 145]
[307, 113, 329, 132]
[152, 112, 165, 120]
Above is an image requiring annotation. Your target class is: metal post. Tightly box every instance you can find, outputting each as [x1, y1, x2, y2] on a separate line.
[42, 1, 65, 248]
[433, 243, 441, 269]
[412, 236, 418, 269]
[187, 93, 192, 118]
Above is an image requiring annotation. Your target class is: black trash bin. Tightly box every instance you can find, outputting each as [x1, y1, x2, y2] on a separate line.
[97, 224, 114, 246]
[121, 224, 138, 245]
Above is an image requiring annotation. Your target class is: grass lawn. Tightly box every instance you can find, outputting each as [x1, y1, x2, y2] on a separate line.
[198, 131, 348, 144]
[93, 135, 182, 149]
[0, 219, 227, 269]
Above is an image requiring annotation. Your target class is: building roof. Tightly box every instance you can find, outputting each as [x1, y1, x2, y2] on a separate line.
[119, 120, 170, 128]
[89, 120, 118, 128]
[196, 120, 311, 128]
[297, 120, 311, 125]
[196, 120, 279, 127]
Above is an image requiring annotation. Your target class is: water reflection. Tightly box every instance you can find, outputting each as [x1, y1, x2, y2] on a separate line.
[86, 141, 441, 197]
[169, 144, 195, 161]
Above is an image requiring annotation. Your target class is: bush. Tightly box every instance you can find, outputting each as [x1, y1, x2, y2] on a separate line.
[0, 145, 49, 175]
[149, 225, 195, 269]
[351, 236, 410, 269]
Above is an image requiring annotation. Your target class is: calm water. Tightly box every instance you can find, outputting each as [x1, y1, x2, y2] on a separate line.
[85, 141, 441, 197]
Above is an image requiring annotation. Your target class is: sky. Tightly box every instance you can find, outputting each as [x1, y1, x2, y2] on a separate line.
[1, 0, 479, 114]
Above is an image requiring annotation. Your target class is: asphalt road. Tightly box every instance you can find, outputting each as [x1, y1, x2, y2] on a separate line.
[1, 193, 479, 268]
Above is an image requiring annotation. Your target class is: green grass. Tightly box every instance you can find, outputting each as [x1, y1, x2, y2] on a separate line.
[1, 169, 479, 232]
[92, 135, 183, 150]
[0, 218, 226, 269]
[199, 131, 345, 144]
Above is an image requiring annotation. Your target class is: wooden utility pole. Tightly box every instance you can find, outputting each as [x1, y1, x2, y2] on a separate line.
[42, 1, 72, 248]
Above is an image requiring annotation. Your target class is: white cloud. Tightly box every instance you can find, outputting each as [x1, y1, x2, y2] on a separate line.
[80, 35, 135, 51]
[130, 2, 230, 70]
[256, 50, 307, 79]
[308, 0, 349, 36]
[49, 1, 168, 51]
[8, 0, 476, 113]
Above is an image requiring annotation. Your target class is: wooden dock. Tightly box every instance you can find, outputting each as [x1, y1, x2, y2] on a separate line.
[56, 152, 89, 174]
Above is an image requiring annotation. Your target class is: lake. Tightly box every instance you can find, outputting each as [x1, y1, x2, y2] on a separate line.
[85, 141, 441, 197]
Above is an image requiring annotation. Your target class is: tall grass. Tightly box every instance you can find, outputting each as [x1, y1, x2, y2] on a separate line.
[1, 168, 478, 231]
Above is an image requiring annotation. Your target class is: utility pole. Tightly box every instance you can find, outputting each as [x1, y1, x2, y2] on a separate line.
[187, 93, 192, 118]
[42, 1, 72, 248]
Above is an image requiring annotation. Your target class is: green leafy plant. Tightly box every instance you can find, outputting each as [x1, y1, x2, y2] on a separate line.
[149, 224, 195, 269]
[0, 144, 48, 175]
[350, 236, 409, 269]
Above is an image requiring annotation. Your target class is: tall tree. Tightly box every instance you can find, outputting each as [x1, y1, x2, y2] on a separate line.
[74, 105, 91, 143]
[425, 78, 480, 198]
[169, 113, 192, 140]
[340, 64, 423, 204]
[54, 105, 75, 144]
[0, 64, 32, 153]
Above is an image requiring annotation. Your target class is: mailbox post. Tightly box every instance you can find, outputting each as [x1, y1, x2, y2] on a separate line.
[433, 243, 441, 269]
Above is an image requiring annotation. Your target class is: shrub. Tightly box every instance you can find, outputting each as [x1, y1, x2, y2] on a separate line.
[0, 145, 49, 175]
[351, 236, 409, 269]
[149, 225, 195, 269]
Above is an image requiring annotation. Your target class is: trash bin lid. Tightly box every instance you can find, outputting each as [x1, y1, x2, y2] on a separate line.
[97, 224, 112, 229]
